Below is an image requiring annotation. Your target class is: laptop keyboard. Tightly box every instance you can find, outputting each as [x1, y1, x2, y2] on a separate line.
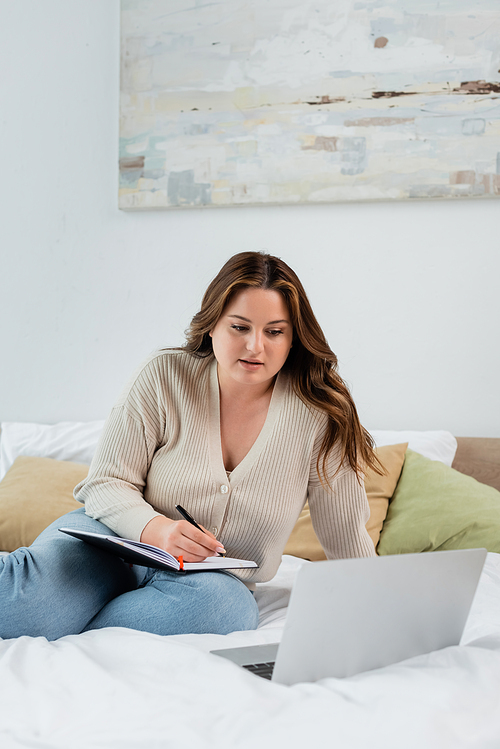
[242, 661, 275, 680]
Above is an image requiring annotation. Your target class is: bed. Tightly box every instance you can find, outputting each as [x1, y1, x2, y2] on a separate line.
[1, 422, 500, 748]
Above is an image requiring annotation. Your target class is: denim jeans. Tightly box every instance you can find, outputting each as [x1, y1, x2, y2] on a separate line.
[0, 507, 259, 641]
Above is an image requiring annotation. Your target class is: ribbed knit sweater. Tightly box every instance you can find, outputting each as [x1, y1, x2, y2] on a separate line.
[75, 350, 375, 584]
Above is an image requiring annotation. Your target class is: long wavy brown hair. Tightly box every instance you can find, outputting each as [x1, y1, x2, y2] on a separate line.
[184, 251, 381, 485]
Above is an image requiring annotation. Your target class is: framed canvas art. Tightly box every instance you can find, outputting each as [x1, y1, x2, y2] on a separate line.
[119, 0, 500, 209]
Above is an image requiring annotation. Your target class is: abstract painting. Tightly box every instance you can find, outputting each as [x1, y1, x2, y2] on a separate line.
[119, 0, 500, 209]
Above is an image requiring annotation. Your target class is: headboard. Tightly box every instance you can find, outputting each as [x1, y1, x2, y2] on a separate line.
[452, 438, 500, 492]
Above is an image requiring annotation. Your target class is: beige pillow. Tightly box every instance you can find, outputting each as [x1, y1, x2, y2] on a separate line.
[0, 456, 88, 552]
[283, 443, 408, 560]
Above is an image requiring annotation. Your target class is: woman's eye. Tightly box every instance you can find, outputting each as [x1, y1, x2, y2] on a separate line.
[231, 325, 248, 332]
[268, 329, 284, 336]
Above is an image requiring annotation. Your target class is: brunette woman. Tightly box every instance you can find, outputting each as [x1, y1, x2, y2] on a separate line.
[0, 252, 378, 640]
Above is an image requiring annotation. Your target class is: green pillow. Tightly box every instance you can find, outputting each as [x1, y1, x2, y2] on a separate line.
[378, 449, 500, 555]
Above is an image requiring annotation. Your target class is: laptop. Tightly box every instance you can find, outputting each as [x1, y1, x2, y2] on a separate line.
[211, 548, 486, 685]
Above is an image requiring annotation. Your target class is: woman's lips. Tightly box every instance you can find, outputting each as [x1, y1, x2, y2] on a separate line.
[239, 359, 264, 371]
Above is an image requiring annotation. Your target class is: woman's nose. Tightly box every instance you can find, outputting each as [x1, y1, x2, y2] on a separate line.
[246, 329, 263, 353]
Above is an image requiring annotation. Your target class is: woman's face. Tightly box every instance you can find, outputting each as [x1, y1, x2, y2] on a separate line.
[210, 287, 293, 392]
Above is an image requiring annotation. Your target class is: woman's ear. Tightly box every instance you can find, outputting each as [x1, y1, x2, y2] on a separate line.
[209, 330, 213, 338]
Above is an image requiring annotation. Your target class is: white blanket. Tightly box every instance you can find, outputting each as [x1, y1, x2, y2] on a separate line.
[2, 553, 500, 749]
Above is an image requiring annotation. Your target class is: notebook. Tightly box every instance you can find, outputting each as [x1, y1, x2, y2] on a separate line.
[211, 548, 486, 685]
[58, 527, 257, 572]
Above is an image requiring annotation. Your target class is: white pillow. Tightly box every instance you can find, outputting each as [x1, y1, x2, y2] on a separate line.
[0, 421, 105, 481]
[0, 422, 458, 483]
[369, 430, 458, 467]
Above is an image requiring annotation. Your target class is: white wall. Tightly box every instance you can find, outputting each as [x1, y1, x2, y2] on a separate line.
[1, 1, 498, 436]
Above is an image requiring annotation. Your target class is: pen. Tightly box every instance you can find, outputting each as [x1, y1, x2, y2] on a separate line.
[175, 504, 226, 556]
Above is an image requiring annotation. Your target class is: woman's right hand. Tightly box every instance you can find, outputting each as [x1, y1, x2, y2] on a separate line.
[140, 515, 226, 562]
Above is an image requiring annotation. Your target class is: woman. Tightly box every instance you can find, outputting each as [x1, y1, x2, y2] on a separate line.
[0, 252, 378, 641]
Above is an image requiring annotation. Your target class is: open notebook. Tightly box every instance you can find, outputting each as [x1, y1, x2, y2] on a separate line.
[59, 528, 257, 572]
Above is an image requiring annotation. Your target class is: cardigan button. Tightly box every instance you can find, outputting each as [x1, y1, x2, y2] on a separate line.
[220, 484, 229, 494]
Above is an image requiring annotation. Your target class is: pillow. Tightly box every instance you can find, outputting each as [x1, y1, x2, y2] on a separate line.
[0, 456, 88, 552]
[0, 420, 105, 481]
[377, 449, 500, 555]
[283, 443, 408, 560]
[0, 422, 456, 480]
[369, 430, 457, 467]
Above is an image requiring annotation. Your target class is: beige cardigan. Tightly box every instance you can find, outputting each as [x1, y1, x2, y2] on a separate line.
[75, 350, 374, 583]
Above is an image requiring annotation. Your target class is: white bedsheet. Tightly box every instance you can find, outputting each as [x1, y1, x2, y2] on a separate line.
[2, 553, 500, 749]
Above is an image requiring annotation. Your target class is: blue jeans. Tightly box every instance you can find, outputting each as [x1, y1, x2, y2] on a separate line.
[0, 507, 259, 641]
